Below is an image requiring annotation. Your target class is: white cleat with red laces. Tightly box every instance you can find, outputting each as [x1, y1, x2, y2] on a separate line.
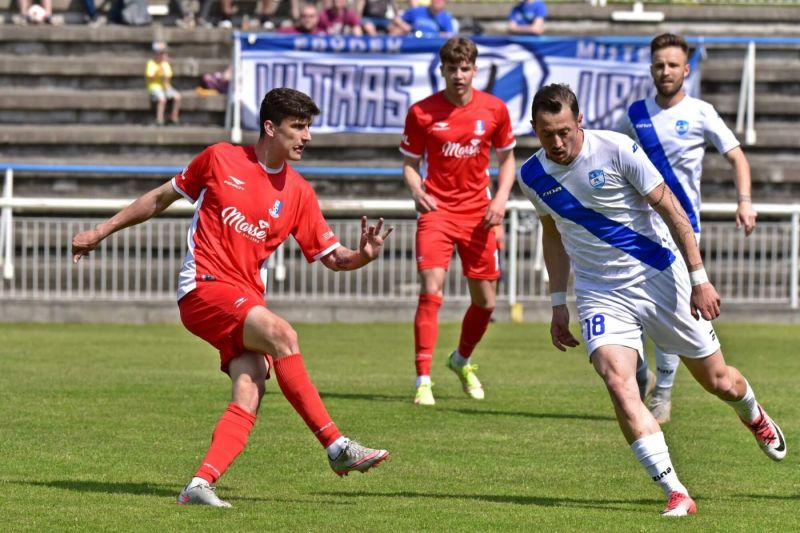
[741, 404, 787, 461]
[329, 439, 390, 476]
[661, 492, 697, 517]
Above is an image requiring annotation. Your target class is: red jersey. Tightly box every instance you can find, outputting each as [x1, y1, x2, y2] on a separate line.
[172, 143, 339, 299]
[400, 89, 516, 216]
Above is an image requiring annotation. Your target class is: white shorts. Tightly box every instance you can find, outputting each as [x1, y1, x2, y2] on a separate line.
[149, 87, 180, 101]
[576, 259, 720, 361]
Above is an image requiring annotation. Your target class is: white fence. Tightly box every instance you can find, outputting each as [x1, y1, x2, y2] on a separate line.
[1, 196, 798, 308]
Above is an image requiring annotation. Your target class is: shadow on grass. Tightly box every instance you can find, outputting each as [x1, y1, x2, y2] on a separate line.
[318, 392, 615, 422]
[8, 479, 178, 497]
[313, 490, 661, 511]
[736, 492, 800, 501]
[6, 479, 357, 506]
[319, 391, 417, 402]
[439, 407, 615, 422]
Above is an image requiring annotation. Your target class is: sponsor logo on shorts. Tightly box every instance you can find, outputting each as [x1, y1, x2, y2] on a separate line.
[224, 175, 246, 191]
[233, 297, 248, 309]
[632, 143, 639, 153]
[442, 140, 480, 158]
[221, 206, 269, 243]
[416, 255, 424, 263]
[322, 230, 335, 240]
[401, 134, 410, 145]
[675, 120, 689, 135]
[180, 167, 189, 180]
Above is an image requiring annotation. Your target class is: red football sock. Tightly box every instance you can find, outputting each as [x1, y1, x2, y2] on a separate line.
[458, 304, 495, 357]
[274, 353, 341, 448]
[195, 402, 256, 484]
[414, 293, 443, 375]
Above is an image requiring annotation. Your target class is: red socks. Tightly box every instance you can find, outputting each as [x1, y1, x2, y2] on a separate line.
[195, 402, 256, 484]
[414, 293, 443, 376]
[274, 353, 341, 448]
[458, 304, 494, 357]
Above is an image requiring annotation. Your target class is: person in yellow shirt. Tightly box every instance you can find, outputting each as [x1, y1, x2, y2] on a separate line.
[145, 42, 182, 126]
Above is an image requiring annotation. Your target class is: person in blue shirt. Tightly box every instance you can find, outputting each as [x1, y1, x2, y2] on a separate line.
[507, 0, 546, 35]
[389, 0, 455, 37]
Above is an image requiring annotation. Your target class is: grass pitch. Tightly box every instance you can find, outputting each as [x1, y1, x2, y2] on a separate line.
[0, 321, 797, 531]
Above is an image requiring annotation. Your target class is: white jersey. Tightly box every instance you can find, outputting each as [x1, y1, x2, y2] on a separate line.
[518, 129, 677, 291]
[619, 95, 740, 233]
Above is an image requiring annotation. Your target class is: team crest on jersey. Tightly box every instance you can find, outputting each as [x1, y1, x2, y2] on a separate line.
[588, 169, 606, 189]
[675, 120, 690, 135]
[269, 199, 283, 219]
[474, 120, 485, 135]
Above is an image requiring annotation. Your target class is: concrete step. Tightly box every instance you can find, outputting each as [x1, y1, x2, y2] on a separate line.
[0, 54, 229, 79]
[0, 24, 232, 57]
[0, 88, 225, 111]
[706, 93, 800, 117]
[453, 2, 800, 24]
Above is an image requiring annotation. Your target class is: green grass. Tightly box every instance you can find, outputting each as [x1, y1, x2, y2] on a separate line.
[0, 322, 797, 531]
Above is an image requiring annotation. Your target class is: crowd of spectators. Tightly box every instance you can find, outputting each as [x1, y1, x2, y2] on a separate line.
[7, 0, 549, 37]
[12, 0, 548, 127]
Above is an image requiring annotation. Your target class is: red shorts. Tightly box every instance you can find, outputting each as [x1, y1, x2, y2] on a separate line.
[416, 211, 499, 280]
[178, 281, 268, 374]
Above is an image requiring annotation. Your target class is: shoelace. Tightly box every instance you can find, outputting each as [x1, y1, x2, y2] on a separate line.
[665, 492, 687, 510]
[461, 364, 480, 386]
[651, 396, 667, 408]
[750, 416, 776, 444]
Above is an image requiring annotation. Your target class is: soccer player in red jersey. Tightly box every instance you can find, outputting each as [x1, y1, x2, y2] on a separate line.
[71, 88, 393, 507]
[399, 37, 517, 406]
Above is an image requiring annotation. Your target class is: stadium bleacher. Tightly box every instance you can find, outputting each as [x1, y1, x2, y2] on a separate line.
[1, 1, 800, 203]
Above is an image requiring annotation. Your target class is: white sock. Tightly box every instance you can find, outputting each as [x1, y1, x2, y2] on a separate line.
[326, 436, 349, 460]
[416, 375, 431, 387]
[654, 347, 680, 389]
[451, 350, 470, 367]
[724, 380, 760, 423]
[630, 432, 688, 498]
[187, 476, 208, 489]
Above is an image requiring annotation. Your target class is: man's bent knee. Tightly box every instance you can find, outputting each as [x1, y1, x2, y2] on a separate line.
[243, 306, 301, 356]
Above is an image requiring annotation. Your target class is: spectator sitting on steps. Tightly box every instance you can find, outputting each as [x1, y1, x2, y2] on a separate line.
[388, 0, 455, 37]
[319, 0, 363, 36]
[276, 2, 326, 34]
[507, 0, 547, 35]
[15, 0, 53, 24]
[145, 42, 182, 127]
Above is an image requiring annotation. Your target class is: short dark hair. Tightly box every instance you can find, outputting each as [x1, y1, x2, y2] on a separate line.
[439, 37, 478, 66]
[650, 33, 689, 58]
[259, 88, 320, 138]
[531, 83, 579, 121]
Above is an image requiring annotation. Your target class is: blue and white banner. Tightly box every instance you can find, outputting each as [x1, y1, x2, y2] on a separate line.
[235, 35, 702, 135]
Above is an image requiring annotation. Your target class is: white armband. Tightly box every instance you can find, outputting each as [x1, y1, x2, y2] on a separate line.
[550, 291, 567, 306]
[689, 268, 709, 286]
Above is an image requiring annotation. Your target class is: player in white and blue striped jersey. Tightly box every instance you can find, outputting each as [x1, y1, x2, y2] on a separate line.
[519, 83, 784, 517]
[618, 33, 758, 424]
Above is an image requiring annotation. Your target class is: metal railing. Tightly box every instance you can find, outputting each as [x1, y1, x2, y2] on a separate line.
[1, 197, 798, 308]
[2, 164, 798, 308]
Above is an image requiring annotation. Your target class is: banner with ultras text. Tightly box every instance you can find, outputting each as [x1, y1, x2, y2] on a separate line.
[235, 35, 701, 135]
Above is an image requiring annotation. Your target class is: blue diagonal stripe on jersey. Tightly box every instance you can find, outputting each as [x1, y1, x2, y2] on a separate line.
[628, 100, 700, 233]
[520, 157, 675, 271]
